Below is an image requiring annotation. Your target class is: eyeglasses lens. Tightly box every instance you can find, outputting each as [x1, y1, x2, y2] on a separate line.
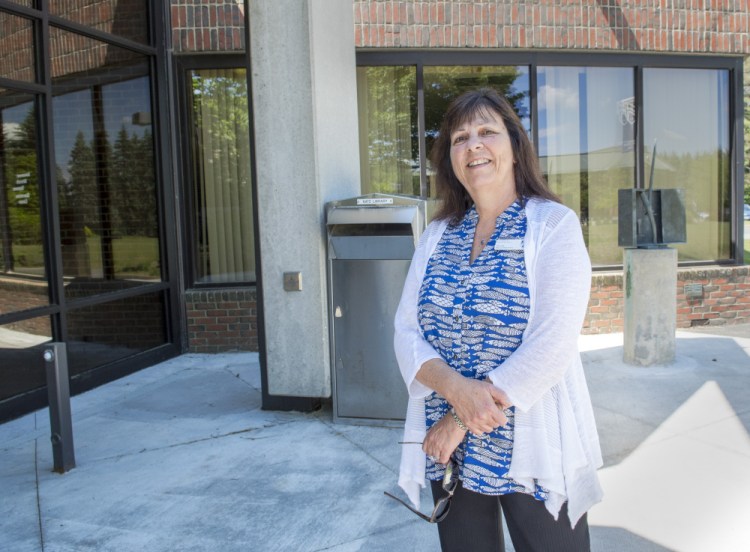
[385, 460, 459, 523]
[432, 461, 458, 522]
[432, 496, 452, 522]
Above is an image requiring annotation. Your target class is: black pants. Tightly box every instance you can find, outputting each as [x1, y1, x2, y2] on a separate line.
[430, 480, 590, 552]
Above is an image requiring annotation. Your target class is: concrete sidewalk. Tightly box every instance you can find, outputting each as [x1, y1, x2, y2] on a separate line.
[1, 326, 749, 552]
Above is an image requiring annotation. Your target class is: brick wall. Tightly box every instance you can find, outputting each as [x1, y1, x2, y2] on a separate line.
[677, 266, 750, 328]
[585, 273, 625, 335]
[354, 0, 750, 54]
[185, 288, 258, 353]
[583, 265, 750, 334]
[182, 267, 748, 347]
[4, 268, 745, 349]
[170, 0, 246, 53]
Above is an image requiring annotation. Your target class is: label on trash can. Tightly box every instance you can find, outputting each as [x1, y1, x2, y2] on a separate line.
[357, 197, 394, 205]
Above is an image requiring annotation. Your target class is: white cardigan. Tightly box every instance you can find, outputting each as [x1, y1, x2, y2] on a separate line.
[393, 198, 603, 527]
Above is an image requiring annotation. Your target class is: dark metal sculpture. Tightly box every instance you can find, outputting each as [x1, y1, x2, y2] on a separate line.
[618, 143, 686, 248]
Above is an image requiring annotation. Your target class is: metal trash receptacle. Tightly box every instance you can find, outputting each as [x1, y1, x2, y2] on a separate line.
[326, 194, 432, 424]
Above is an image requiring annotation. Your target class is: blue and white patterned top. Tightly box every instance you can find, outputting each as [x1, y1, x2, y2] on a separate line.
[418, 200, 546, 500]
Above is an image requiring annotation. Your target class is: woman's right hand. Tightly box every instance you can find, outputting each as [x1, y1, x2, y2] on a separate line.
[448, 378, 509, 435]
[423, 413, 467, 465]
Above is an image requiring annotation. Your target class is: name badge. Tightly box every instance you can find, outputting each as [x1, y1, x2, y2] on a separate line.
[494, 238, 524, 251]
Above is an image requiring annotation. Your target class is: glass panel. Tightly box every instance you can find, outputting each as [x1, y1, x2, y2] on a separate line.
[644, 68, 731, 262]
[423, 66, 530, 197]
[51, 28, 161, 299]
[0, 10, 36, 83]
[356, 66, 418, 196]
[0, 316, 52, 402]
[50, 0, 149, 45]
[67, 291, 166, 376]
[745, 58, 750, 264]
[0, 91, 49, 314]
[188, 68, 255, 284]
[49, 25, 146, 81]
[538, 67, 635, 266]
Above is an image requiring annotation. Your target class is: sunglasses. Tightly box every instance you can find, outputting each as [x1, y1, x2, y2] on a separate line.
[384, 460, 459, 523]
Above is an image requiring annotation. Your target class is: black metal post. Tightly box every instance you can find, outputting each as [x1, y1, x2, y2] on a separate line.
[44, 342, 75, 473]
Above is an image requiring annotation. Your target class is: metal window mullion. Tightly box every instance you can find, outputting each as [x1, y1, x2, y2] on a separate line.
[530, 59, 538, 153]
[0, 0, 41, 17]
[0, 77, 46, 93]
[357, 51, 737, 72]
[36, 0, 68, 342]
[0, 304, 61, 327]
[242, 0, 261, 288]
[46, 13, 156, 57]
[65, 281, 171, 311]
[416, 62, 427, 198]
[730, 58, 744, 264]
[151, 0, 184, 347]
[635, 65, 644, 191]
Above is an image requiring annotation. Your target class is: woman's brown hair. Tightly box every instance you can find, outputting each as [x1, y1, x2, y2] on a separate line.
[430, 88, 560, 223]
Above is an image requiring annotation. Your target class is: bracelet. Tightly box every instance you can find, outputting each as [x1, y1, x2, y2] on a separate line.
[450, 409, 468, 432]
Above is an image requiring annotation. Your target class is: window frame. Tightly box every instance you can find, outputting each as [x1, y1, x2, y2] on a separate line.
[0, 1, 171, 323]
[356, 50, 745, 267]
[173, 53, 258, 288]
[0, 0, 181, 422]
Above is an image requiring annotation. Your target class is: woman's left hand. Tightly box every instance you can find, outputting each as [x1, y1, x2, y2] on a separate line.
[423, 413, 467, 465]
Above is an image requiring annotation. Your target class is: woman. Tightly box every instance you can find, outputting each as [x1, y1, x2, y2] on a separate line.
[391, 88, 603, 551]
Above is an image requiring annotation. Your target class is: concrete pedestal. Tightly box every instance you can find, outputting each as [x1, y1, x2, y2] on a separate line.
[623, 248, 677, 366]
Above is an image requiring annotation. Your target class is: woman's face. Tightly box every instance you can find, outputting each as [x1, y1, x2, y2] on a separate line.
[448, 108, 515, 200]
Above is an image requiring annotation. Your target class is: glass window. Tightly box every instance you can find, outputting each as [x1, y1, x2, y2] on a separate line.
[538, 67, 635, 266]
[66, 291, 166, 375]
[1, 5, 172, 420]
[187, 68, 255, 284]
[0, 10, 36, 83]
[355, 56, 740, 266]
[644, 68, 731, 262]
[356, 66, 418, 196]
[51, 27, 160, 299]
[356, 65, 529, 199]
[0, 316, 52, 403]
[0, 91, 49, 315]
[424, 66, 530, 198]
[424, 66, 531, 145]
[50, 0, 150, 45]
